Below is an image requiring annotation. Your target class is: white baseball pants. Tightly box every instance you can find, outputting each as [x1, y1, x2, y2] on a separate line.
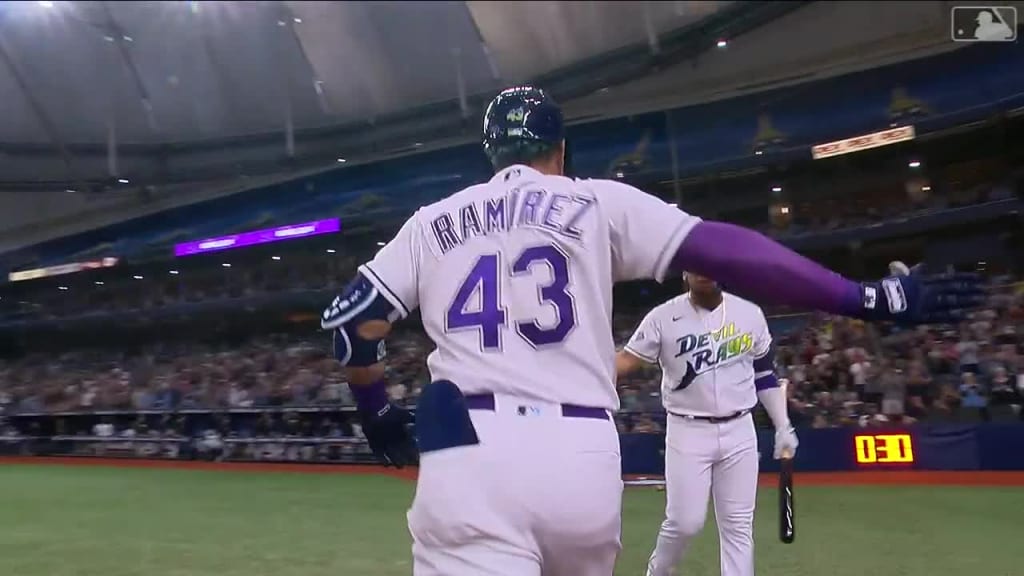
[646, 412, 759, 576]
[407, 394, 623, 576]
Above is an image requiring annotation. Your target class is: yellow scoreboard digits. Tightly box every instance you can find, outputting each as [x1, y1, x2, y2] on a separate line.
[854, 434, 914, 464]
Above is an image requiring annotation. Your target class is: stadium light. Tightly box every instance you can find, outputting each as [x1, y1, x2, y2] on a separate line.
[754, 150, 763, 156]
[908, 160, 921, 168]
[222, 263, 231, 268]
[118, 178, 129, 184]
[413, 142, 423, 147]
[716, 39, 728, 48]
[133, 275, 143, 280]
[65, 189, 76, 193]
[376, 241, 386, 247]
[772, 186, 783, 193]
[169, 270, 179, 275]
[336, 158, 346, 163]
[58, 286, 68, 291]
[277, 20, 287, 26]
[271, 256, 281, 261]
[94, 281, 104, 286]
[326, 249, 336, 254]
[781, 206, 791, 214]
[921, 185, 931, 192]
[293, 17, 302, 23]
[615, 171, 624, 178]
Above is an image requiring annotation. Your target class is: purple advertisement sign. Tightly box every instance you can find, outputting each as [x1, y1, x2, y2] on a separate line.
[174, 218, 340, 257]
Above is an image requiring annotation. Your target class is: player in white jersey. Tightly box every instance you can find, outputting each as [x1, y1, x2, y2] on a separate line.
[618, 272, 798, 576]
[318, 85, 981, 576]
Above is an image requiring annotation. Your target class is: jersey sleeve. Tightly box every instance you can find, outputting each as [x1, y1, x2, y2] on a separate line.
[589, 179, 702, 283]
[358, 214, 422, 318]
[623, 308, 662, 364]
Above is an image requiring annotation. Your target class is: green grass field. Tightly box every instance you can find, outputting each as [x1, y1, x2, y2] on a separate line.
[0, 464, 1020, 576]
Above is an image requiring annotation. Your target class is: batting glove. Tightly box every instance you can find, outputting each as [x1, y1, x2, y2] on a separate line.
[774, 425, 799, 460]
[858, 261, 984, 325]
[361, 403, 419, 469]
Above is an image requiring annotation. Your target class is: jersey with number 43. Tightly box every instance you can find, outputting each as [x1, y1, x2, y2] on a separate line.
[359, 164, 700, 410]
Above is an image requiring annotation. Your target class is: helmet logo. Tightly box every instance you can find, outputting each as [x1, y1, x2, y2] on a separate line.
[506, 107, 525, 123]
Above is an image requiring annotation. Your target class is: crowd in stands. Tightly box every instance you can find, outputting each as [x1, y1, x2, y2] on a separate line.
[5, 167, 1020, 324]
[2, 276, 1021, 434]
[773, 181, 1013, 235]
[1, 163, 1021, 434]
[0, 250, 359, 322]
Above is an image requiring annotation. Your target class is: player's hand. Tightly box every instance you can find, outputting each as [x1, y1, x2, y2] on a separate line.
[361, 403, 419, 468]
[773, 425, 799, 460]
[858, 261, 984, 325]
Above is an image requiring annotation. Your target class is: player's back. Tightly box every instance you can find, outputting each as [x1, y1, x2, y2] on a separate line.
[366, 164, 698, 410]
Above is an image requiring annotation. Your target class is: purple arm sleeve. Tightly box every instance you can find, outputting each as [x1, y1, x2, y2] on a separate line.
[670, 221, 864, 316]
[350, 380, 390, 416]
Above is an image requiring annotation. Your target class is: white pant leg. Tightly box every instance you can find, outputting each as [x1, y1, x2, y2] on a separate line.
[711, 414, 759, 576]
[409, 399, 621, 576]
[537, 420, 623, 576]
[647, 416, 716, 576]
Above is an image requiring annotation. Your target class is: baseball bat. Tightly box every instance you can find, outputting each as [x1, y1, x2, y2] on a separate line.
[779, 449, 795, 544]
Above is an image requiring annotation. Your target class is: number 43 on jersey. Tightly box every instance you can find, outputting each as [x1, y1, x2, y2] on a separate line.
[445, 244, 577, 350]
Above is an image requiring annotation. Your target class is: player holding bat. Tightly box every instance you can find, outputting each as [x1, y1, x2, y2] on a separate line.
[617, 271, 797, 576]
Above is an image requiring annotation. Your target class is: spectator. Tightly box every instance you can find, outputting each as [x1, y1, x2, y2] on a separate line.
[880, 367, 907, 420]
[960, 372, 988, 409]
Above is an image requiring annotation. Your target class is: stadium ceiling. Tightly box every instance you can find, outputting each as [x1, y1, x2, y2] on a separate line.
[0, 0, 803, 193]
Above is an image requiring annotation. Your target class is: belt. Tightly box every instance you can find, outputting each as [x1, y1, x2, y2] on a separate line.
[669, 408, 752, 424]
[463, 393, 610, 421]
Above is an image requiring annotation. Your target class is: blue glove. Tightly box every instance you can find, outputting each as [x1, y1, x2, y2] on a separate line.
[859, 262, 984, 325]
[360, 403, 418, 469]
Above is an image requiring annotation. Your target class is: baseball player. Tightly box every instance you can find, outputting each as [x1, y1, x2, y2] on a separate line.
[617, 272, 796, 576]
[318, 85, 980, 576]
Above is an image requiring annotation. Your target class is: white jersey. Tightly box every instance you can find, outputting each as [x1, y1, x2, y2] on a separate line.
[359, 164, 700, 410]
[624, 292, 771, 417]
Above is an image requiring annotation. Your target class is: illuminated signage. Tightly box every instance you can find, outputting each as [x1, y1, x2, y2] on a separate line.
[812, 125, 916, 160]
[174, 218, 340, 257]
[8, 257, 119, 282]
[855, 434, 914, 464]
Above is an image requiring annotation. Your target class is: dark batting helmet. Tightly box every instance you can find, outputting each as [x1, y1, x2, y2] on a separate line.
[482, 86, 565, 170]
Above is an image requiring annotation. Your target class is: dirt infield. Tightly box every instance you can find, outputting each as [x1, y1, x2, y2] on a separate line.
[3, 457, 1023, 485]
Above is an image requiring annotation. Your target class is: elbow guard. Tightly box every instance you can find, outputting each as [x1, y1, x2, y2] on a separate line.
[324, 273, 401, 367]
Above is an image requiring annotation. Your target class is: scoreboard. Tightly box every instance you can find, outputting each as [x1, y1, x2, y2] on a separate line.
[854, 433, 915, 465]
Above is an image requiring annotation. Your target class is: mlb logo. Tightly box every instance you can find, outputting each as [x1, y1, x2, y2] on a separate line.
[951, 6, 1017, 42]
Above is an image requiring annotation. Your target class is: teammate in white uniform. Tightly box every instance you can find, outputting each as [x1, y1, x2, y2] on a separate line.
[319, 86, 980, 576]
[618, 272, 798, 576]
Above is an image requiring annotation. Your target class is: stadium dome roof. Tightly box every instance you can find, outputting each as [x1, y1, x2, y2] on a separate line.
[0, 1, 804, 189]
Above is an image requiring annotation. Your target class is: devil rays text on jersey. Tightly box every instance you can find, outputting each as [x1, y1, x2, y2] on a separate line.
[625, 293, 770, 418]
[672, 321, 755, 390]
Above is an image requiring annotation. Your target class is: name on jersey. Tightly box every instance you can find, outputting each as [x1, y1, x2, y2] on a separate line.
[430, 187, 595, 254]
[674, 322, 754, 373]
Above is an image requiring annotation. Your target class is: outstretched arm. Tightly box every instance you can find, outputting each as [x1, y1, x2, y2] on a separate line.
[669, 221, 980, 324]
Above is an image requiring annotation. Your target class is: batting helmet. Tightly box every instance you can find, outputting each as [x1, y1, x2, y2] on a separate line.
[482, 86, 565, 170]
